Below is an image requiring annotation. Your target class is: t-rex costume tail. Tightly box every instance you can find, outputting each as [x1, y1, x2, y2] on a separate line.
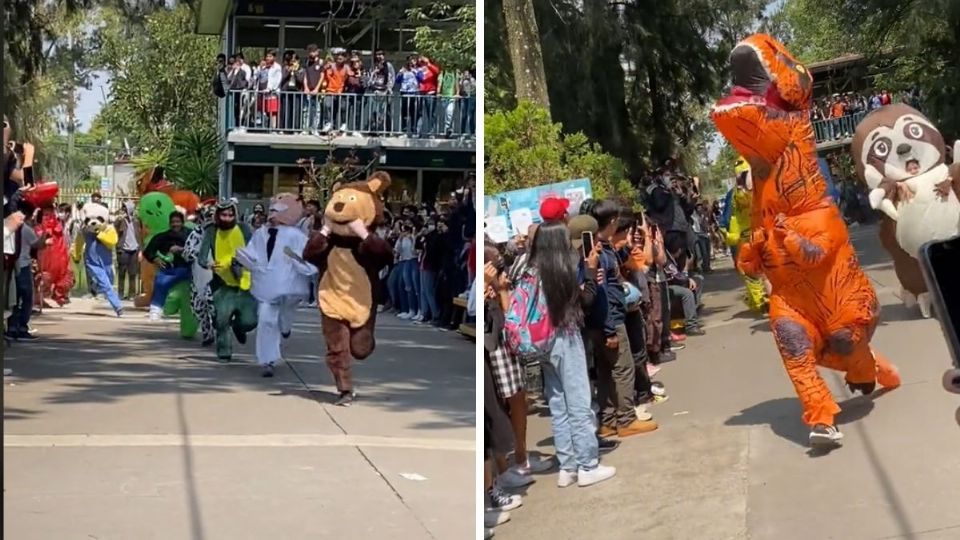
[711, 34, 900, 447]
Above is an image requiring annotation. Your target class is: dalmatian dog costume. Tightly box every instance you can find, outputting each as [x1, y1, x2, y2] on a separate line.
[183, 206, 216, 345]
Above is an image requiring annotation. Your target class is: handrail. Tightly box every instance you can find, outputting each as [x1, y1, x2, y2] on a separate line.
[223, 89, 476, 139]
[812, 110, 869, 144]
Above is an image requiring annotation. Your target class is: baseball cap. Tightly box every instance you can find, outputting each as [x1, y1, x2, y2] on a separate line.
[568, 214, 599, 251]
[539, 197, 570, 221]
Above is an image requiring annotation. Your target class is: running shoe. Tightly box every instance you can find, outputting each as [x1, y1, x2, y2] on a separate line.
[809, 424, 843, 447]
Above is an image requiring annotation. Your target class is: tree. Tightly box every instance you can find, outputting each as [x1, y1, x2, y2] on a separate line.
[500, 0, 550, 110]
[485, 101, 632, 202]
[165, 127, 222, 197]
[485, 0, 772, 174]
[407, 2, 476, 69]
[96, 4, 220, 148]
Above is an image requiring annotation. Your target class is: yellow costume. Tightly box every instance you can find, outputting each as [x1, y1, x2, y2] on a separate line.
[727, 158, 768, 313]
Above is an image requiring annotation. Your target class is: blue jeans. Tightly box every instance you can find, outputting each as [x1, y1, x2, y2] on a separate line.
[461, 96, 475, 134]
[419, 269, 439, 321]
[388, 265, 405, 312]
[151, 266, 191, 309]
[303, 95, 320, 132]
[8, 265, 34, 334]
[542, 330, 599, 472]
[400, 260, 419, 314]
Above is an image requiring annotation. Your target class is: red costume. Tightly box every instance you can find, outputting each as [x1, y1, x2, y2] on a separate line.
[35, 207, 74, 306]
[711, 34, 900, 446]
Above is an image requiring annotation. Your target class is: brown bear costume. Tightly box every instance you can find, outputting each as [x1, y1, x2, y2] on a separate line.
[303, 172, 394, 406]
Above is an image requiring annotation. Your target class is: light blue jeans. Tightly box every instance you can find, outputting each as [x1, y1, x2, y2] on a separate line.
[542, 329, 599, 472]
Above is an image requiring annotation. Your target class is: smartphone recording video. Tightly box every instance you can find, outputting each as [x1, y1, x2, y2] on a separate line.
[919, 236, 960, 369]
[581, 231, 594, 259]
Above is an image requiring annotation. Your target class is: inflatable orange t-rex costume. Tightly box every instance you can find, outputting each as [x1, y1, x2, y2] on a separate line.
[711, 34, 900, 446]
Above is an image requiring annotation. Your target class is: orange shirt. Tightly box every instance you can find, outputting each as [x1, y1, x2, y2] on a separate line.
[831, 102, 845, 118]
[324, 64, 348, 94]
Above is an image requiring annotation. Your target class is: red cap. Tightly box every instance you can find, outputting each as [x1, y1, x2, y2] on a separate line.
[539, 197, 570, 221]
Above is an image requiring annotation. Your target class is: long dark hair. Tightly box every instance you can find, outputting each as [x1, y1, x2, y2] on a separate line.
[529, 220, 581, 328]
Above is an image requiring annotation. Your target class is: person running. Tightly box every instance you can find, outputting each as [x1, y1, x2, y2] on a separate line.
[143, 211, 191, 322]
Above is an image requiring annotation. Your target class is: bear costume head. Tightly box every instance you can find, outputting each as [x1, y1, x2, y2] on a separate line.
[81, 201, 110, 234]
[268, 192, 303, 226]
[324, 171, 391, 236]
[851, 104, 946, 192]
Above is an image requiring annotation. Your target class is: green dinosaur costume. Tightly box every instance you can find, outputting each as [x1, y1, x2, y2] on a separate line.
[137, 192, 198, 338]
[197, 200, 257, 361]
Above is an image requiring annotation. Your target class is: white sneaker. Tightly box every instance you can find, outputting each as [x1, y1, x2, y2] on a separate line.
[635, 405, 653, 422]
[339, 123, 348, 132]
[397, 312, 412, 320]
[484, 509, 510, 528]
[3, 368, 12, 376]
[498, 468, 534, 489]
[148, 307, 162, 321]
[487, 486, 522, 511]
[321, 123, 332, 133]
[485, 527, 495, 539]
[809, 424, 844, 448]
[557, 469, 577, 488]
[412, 314, 424, 322]
[577, 464, 617, 487]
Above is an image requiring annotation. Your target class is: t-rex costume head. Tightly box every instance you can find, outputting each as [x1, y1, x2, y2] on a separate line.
[712, 33, 828, 218]
[324, 171, 391, 236]
[268, 192, 303, 226]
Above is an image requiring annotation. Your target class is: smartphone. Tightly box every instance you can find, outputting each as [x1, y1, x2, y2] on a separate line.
[581, 231, 594, 259]
[919, 236, 960, 368]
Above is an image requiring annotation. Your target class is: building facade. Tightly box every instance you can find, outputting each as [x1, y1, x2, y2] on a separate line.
[194, 0, 476, 212]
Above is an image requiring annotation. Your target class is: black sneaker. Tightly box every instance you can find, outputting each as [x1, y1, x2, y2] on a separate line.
[281, 331, 291, 339]
[233, 325, 247, 345]
[658, 350, 678, 363]
[487, 486, 522, 511]
[17, 332, 38, 341]
[335, 390, 356, 407]
[846, 380, 876, 395]
[597, 436, 620, 454]
[809, 424, 843, 447]
[685, 326, 706, 337]
[261, 363, 275, 378]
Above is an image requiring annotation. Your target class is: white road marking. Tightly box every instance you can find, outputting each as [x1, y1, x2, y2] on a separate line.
[4, 433, 474, 452]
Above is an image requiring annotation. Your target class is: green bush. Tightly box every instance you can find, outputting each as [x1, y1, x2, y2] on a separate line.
[485, 101, 634, 205]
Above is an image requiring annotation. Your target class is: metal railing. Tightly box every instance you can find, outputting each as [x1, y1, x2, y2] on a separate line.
[224, 90, 477, 139]
[812, 111, 868, 143]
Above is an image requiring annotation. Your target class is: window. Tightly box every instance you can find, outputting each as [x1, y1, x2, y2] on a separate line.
[283, 21, 329, 59]
[328, 19, 375, 54]
[234, 17, 280, 62]
[379, 168, 418, 207]
[277, 165, 305, 196]
[231, 165, 274, 199]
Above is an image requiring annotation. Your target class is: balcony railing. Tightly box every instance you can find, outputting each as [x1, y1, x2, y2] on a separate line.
[224, 90, 476, 140]
[812, 111, 868, 144]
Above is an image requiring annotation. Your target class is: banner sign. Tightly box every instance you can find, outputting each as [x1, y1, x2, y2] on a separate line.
[483, 178, 593, 243]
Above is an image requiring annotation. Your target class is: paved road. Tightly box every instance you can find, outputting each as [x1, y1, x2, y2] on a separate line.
[4, 301, 475, 539]
[495, 224, 960, 540]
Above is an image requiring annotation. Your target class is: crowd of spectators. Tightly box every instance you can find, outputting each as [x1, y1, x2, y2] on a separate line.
[379, 184, 476, 329]
[810, 88, 923, 140]
[213, 47, 476, 139]
[482, 158, 729, 535]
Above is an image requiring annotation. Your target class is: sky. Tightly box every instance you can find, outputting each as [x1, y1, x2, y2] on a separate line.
[74, 73, 109, 132]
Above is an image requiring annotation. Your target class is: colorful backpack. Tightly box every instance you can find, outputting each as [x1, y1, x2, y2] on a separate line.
[503, 271, 556, 362]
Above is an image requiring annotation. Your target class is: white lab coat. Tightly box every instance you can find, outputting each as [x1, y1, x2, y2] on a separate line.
[237, 225, 318, 365]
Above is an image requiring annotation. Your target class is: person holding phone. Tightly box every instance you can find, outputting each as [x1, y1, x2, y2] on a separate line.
[588, 199, 658, 439]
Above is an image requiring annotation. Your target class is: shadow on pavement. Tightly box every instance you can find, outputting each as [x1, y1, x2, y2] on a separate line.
[5, 311, 476, 432]
[724, 395, 877, 453]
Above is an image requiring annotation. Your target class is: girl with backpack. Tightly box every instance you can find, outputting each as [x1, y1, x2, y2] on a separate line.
[504, 221, 616, 488]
